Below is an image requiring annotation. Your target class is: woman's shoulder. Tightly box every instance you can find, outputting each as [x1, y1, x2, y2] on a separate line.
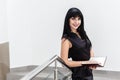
[61, 37, 72, 48]
[61, 38, 69, 44]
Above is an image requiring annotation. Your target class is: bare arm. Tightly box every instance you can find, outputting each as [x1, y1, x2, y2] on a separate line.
[89, 48, 97, 69]
[90, 48, 94, 57]
[60, 38, 83, 67]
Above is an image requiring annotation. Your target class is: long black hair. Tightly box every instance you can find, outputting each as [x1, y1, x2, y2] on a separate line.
[62, 7, 92, 48]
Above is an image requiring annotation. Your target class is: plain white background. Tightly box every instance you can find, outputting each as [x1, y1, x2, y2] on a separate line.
[0, 0, 8, 43]
[1, 0, 120, 71]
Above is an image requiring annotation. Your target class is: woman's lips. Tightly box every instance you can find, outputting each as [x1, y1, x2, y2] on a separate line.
[73, 24, 79, 27]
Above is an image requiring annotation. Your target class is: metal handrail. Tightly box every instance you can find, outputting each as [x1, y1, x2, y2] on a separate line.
[20, 55, 71, 80]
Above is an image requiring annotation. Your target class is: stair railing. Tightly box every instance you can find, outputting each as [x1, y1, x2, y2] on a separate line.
[20, 55, 72, 80]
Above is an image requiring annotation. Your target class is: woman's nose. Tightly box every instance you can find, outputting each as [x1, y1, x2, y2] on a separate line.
[74, 19, 79, 24]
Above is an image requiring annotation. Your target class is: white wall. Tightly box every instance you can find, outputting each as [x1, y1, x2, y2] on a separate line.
[0, 0, 8, 43]
[7, 0, 33, 67]
[6, 0, 120, 71]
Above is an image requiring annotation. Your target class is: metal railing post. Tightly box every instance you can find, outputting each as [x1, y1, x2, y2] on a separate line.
[54, 60, 58, 80]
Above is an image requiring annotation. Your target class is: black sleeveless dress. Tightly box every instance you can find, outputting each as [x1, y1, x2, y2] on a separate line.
[63, 33, 93, 80]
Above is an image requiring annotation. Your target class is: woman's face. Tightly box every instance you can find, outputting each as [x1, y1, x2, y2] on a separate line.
[69, 16, 81, 31]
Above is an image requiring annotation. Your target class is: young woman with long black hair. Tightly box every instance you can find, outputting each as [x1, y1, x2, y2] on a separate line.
[60, 7, 97, 80]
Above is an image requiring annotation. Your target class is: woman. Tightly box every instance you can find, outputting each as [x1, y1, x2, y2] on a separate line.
[60, 7, 97, 80]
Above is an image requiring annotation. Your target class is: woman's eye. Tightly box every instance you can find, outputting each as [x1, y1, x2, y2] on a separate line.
[71, 17, 81, 20]
[71, 17, 75, 20]
[78, 17, 81, 20]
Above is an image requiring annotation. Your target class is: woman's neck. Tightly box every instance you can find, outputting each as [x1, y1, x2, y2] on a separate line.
[71, 29, 77, 33]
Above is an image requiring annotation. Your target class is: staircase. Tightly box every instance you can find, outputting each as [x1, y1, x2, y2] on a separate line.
[7, 65, 71, 80]
[6, 55, 120, 80]
[7, 55, 72, 80]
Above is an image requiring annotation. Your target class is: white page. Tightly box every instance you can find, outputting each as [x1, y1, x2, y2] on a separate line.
[89, 56, 107, 67]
